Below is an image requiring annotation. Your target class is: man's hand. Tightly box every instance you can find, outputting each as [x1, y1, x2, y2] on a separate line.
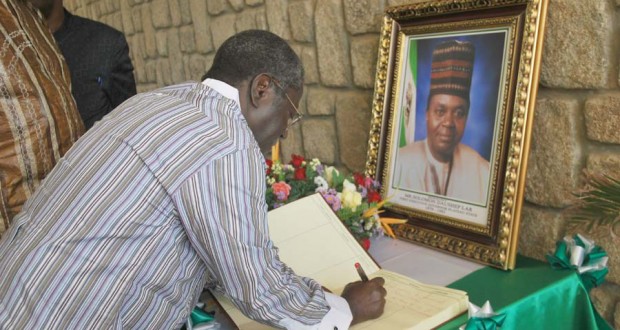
[340, 277, 387, 325]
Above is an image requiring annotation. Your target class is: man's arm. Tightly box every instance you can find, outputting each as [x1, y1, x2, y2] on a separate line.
[105, 32, 136, 108]
[173, 148, 352, 328]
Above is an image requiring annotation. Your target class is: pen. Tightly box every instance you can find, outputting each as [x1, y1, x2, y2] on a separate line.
[355, 262, 369, 282]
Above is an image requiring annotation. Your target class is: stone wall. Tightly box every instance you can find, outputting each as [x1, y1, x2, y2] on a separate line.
[63, 0, 620, 326]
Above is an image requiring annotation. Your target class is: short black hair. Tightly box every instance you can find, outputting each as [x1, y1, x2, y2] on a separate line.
[202, 30, 303, 92]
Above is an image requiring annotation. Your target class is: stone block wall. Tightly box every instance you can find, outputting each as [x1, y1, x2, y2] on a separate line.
[63, 0, 620, 326]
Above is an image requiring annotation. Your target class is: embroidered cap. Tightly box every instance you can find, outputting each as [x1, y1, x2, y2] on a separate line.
[429, 40, 475, 102]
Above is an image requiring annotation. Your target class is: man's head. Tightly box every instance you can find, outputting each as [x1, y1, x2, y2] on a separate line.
[203, 30, 304, 154]
[425, 40, 474, 163]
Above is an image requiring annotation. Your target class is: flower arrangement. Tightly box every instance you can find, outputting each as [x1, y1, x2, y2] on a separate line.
[265, 154, 406, 249]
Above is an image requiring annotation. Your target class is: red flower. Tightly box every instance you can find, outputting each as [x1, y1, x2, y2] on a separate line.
[294, 167, 306, 180]
[353, 173, 365, 186]
[367, 190, 381, 203]
[290, 154, 304, 168]
[266, 159, 273, 175]
[359, 238, 371, 250]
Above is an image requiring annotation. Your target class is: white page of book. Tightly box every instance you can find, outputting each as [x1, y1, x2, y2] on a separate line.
[357, 269, 467, 330]
[267, 193, 381, 291]
[213, 194, 467, 329]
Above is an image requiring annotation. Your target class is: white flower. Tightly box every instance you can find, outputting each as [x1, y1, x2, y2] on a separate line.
[314, 176, 329, 193]
[309, 158, 321, 170]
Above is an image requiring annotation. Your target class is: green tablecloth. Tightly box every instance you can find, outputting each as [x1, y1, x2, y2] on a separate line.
[438, 255, 612, 330]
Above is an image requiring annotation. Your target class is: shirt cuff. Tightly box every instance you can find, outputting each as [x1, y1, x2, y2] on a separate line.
[320, 292, 353, 330]
[276, 292, 353, 330]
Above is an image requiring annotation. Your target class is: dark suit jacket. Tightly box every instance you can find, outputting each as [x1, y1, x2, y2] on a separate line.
[54, 9, 136, 129]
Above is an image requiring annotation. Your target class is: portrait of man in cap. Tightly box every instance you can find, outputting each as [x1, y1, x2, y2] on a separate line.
[395, 39, 490, 205]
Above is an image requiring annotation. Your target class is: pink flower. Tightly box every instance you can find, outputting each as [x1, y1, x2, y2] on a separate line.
[272, 182, 292, 201]
[321, 191, 341, 212]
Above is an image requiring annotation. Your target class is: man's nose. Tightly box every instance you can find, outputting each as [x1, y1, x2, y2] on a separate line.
[441, 112, 457, 126]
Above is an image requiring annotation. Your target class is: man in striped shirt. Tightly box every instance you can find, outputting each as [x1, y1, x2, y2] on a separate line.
[0, 30, 386, 329]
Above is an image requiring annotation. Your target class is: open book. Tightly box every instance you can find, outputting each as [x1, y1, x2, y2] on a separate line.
[212, 194, 468, 329]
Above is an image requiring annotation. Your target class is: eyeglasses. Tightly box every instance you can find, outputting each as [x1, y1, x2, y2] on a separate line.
[270, 77, 303, 129]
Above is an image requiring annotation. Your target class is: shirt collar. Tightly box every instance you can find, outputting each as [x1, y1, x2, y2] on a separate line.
[201, 78, 241, 108]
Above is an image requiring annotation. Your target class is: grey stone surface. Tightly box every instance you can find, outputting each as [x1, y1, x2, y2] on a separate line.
[179, 25, 196, 53]
[301, 119, 337, 164]
[168, 29, 184, 83]
[584, 95, 620, 144]
[190, 0, 213, 53]
[265, 0, 291, 40]
[540, 0, 614, 89]
[207, 0, 228, 15]
[591, 283, 620, 324]
[315, 0, 350, 87]
[229, 0, 244, 11]
[343, 0, 384, 34]
[350, 35, 379, 89]
[156, 30, 168, 56]
[246, 0, 264, 5]
[179, 0, 193, 24]
[142, 5, 158, 58]
[156, 58, 172, 85]
[189, 55, 206, 80]
[235, 9, 258, 32]
[119, 0, 134, 35]
[255, 8, 268, 30]
[110, 12, 123, 32]
[131, 5, 143, 33]
[525, 98, 581, 208]
[169, 0, 182, 26]
[211, 14, 237, 49]
[336, 92, 372, 172]
[517, 204, 566, 261]
[131, 35, 146, 83]
[301, 46, 319, 85]
[152, 0, 172, 28]
[288, 1, 314, 42]
[306, 87, 335, 115]
[587, 152, 620, 180]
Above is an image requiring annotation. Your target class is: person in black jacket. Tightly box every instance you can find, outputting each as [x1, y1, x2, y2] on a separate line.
[31, 0, 137, 129]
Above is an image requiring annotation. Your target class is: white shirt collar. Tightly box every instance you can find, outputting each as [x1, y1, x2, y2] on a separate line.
[202, 78, 241, 107]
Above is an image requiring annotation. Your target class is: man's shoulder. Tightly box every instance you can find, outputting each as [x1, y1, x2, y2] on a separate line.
[68, 12, 125, 40]
[455, 144, 490, 170]
[399, 140, 426, 157]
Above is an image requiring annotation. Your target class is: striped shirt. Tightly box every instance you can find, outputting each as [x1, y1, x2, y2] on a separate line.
[0, 80, 350, 328]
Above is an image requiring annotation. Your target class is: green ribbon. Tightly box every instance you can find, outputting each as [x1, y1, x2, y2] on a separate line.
[546, 235, 608, 291]
[464, 313, 507, 330]
[190, 307, 214, 325]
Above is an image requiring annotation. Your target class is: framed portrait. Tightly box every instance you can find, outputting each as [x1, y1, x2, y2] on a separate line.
[365, 0, 549, 270]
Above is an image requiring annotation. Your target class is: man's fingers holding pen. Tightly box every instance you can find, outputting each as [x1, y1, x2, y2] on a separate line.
[341, 277, 387, 325]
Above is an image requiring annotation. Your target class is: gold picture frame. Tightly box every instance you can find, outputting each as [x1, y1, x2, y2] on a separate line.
[365, 0, 548, 270]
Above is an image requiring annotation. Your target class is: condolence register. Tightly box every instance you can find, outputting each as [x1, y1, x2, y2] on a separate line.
[212, 194, 468, 329]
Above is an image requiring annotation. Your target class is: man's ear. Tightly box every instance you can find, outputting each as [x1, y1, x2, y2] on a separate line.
[249, 74, 273, 108]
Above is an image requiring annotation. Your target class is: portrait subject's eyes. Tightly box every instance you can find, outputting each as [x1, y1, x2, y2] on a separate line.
[433, 107, 446, 117]
[455, 108, 468, 119]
